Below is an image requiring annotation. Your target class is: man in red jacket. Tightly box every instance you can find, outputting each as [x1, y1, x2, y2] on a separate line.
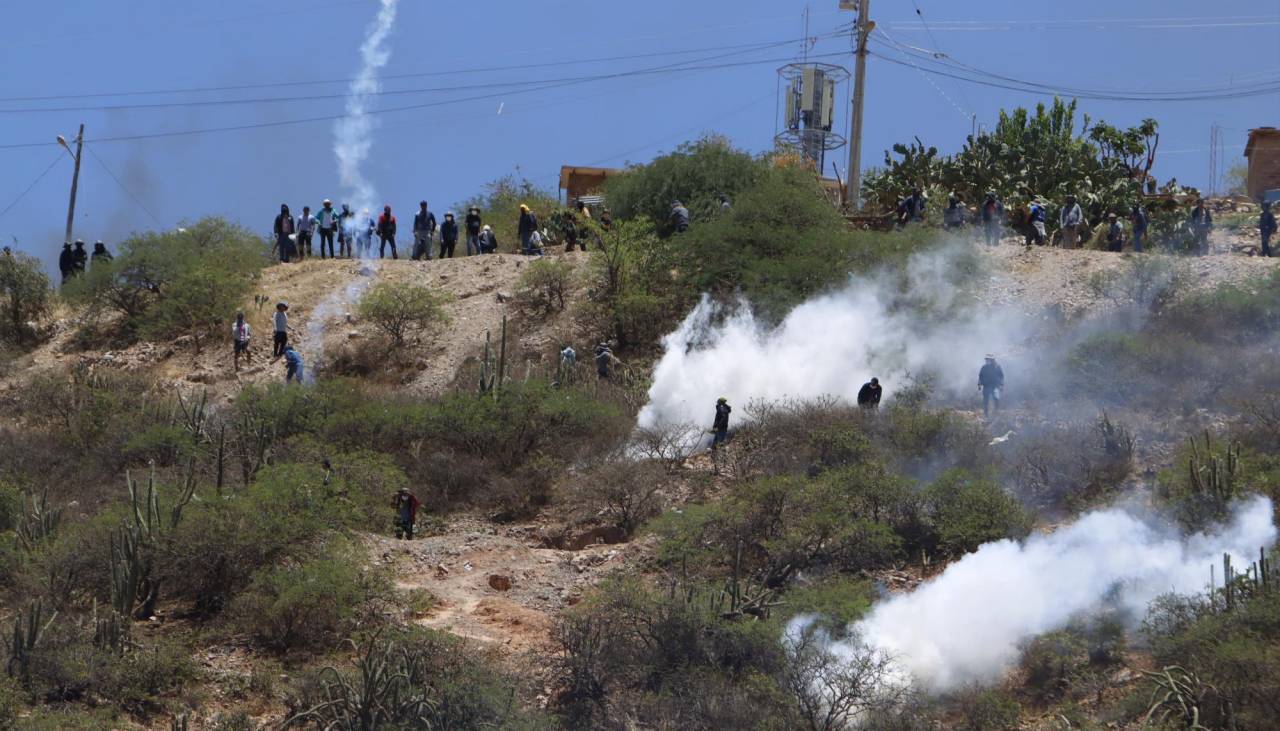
[393, 487, 421, 539]
[377, 205, 398, 259]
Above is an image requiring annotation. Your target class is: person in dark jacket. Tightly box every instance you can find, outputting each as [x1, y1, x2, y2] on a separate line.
[378, 205, 398, 259]
[284, 344, 304, 384]
[711, 397, 731, 451]
[273, 204, 296, 262]
[943, 194, 966, 230]
[464, 206, 483, 256]
[594, 342, 620, 379]
[90, 241, 112, 267]
[1260, 201, 1276, 258]
[518, 204, 539, 254]
[1130, 204, 1148, 253]
[981, 193, 1004, 247]
[857, 378, 882, 409]
[1106, 213, 1124, 252]
[58, 242, 74, 284]
[563, 210, 584, 252]
[71, 240, 88, 274]
[978, 355, 1004, 417]
[478, 224, 498, 254]
[412, 201, 436, 260]
[671, 200, 690, 233]
[902, 188, 927, 226]
[1190, 201, 1213, 256]
[392, 487, 421, 539]
[439, 212, 458, 258]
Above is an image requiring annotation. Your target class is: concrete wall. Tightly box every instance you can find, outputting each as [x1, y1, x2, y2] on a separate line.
[1247, 131, 1280, 200]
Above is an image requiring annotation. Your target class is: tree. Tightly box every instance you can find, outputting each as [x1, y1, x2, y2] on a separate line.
[358, 281, 448, 345]
[454, 175, 559, 255]
[0, 251, 52, 344]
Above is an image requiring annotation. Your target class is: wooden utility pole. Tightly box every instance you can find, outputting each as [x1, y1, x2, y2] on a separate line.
[844, 0, 872, 210]
[62, 124, 84, 245]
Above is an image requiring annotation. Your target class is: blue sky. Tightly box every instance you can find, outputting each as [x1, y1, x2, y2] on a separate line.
[0, 0, 1276, 269]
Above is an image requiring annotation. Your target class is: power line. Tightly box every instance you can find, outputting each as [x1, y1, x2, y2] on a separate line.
[0, 50, 849, 151]
[82, 144, 162, 226]
[0, 153, 63, 222]
[906, 0, 975, 114]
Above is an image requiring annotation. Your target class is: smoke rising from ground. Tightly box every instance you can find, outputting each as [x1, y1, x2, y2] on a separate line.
[822, 496, 1276, 691]
[637, 246, 1032, 429]
[334, 0, 398, 217]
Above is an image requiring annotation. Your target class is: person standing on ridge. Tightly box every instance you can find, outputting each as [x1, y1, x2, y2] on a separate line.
[338, 203, 354, 258]
[392, 486, 421, 539]
[943, 194, 965, 231]
[710, 397, 732, 452]
[232, 311, 252, 372]
[378, 205, 398, 259]
[440, 212, 458, 258]
[465, 206, 483, 256]
[981, 192, 1004, 247]
[91, 241, 112, 267]
[857, 378, 882, 409]
[1130, 203, 1148, 253]
[283, 344, 304, 384]
[1028, 198, 1047, 246]
[518, 204, 538, 255]
[1106, 213, 1124, 252]
[1059, 194, 1083, 249]
[413, 201, 436, 260]
[978, 354, 1005, 417]
[58, 242, 74, 284]
[360, 208, 375, 258]
[316, 199, 339, 259]
[71, 240, 88, 275]
[273, 204, 295, 263]
[1190, 200, 1213, 256]
[272, 302, 290, 358]
[1261, 201, 1277, 258]
[296, 206, 316, 259]
[670, 200, 690, 233]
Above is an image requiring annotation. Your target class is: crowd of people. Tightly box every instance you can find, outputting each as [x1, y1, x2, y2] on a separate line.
[908, 189, 1276, 256]
[56, 239, 112, 284]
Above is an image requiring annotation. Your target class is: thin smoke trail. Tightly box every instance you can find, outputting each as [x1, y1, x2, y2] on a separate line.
[335, 0, 399, 217]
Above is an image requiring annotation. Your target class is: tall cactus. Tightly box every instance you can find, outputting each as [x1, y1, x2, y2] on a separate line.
[1186, 431, 1240, 520]
[6, 599, 57, 683]
[15, 487, 62, 553]
[476, 315, 508, 398]
[109, 467, 196, 619]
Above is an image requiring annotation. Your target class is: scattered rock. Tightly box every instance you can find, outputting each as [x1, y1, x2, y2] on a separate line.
[347, 330, 361, 339]
[488, 575, 513, 592]
[496, 291, 514, 303]
[434, 563, 450, 579]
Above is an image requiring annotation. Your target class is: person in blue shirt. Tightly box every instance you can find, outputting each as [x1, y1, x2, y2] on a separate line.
[1028, 199, 1047, 246]
[284, 345, 304, 384]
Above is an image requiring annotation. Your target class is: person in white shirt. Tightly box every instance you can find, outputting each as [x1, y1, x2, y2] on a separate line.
[232, 311, 252, 371]
[297, 206, 317, 259]
[272, 302, 289, 358]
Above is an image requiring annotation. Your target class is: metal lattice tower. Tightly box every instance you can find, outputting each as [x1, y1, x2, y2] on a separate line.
[775, 62, 850, 171]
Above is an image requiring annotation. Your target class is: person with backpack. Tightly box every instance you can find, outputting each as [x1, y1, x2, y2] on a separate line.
[981, 193, 1004, 247]
[439, 212, 459, 258]
[316, 199, 339, 259]
[412, 201, 436, 260]
[378, 205, 398, 259]
[518, 204, 539, 255]
[273, 204, 296, 262]
[232, 311, 252, 372]
[465, 206, 483, 256]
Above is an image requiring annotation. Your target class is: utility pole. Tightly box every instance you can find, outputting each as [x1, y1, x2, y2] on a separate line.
[59, 124, 85, 245]
[843, 0, 872, 211]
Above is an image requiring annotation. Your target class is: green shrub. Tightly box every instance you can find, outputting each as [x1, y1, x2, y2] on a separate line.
[0, 480, 18, 531]
[958, 688, 1021, 731]
[358, 281, 449, 344]
[921, 470, 1031, 558]
[515, 258, 574, 314]
[560, 459, 665, 537]
[0, 673, 19, 730]
[455, 176, 559, 255]
[1020, 630, 1087, 702]
[778, 576, 874, 639]
[0, 250, 52, 345]
[234, 539, 390, 652]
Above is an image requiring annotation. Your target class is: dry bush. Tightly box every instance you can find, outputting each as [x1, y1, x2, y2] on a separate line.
[632, 422, 703, 472]
[1008, 414, 1135, 512]
[561, 459, 666, 536]
[515, 258, 574, 315]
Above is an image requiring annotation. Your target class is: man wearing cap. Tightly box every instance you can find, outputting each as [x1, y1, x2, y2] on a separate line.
[272, 302, 290, 358]
[465, 206, 483, 256]
[392, 487, 421, 540]
[857, 378, 882, 410]
[1060, 195, 1083, 249]
[413, 201, 437, 260]
[978, 355, 1004, 417]
[316, 199, 339, 259]
[518, 204, 538, 255]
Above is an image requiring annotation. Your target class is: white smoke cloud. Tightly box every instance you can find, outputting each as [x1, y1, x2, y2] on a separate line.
[637, 246, 1033, 429]
[830, 496, 1276, 691]
[334, 0, 399, 217]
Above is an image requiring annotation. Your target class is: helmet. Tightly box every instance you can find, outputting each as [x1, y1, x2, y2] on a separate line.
[717, 396, 727, 403]
[323, 199, 332, 206]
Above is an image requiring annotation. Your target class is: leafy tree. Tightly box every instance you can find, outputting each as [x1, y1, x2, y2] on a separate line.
[0, 250, 52, 344]
[515, 258, 573, 314]
[358, 281, 449, 344]
[604, 135, 766, 234]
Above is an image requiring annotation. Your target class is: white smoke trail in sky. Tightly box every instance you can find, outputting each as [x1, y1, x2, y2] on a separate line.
[334, 0, 399, 217]
[799, 496, 1276, 692]
[636, 246, 1031, 429]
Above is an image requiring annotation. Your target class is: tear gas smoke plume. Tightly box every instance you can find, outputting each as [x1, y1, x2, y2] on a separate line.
[334, 0, 398, 218]
[793, 496, 1276, 692]
[637, 246, 1031, 429]
[301, 263, 378, 384]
